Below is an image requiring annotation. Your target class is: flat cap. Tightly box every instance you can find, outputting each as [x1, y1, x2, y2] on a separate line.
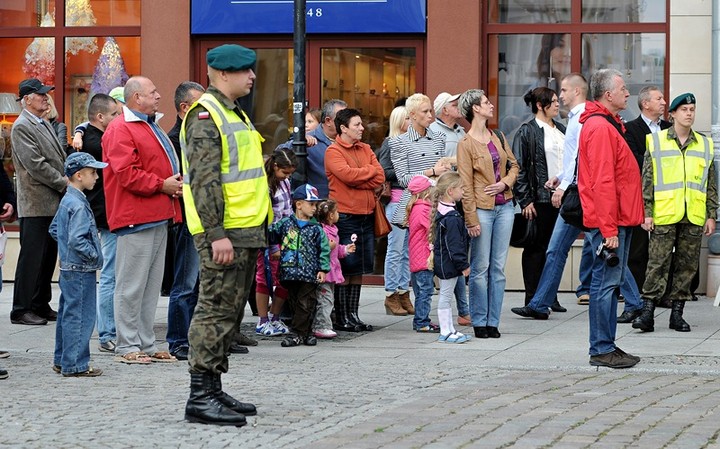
[669, 93, 695, 112]
[207, 44, 256, 72]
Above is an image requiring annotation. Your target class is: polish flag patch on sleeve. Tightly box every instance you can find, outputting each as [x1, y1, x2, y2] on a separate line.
[198, 111, 210, 120]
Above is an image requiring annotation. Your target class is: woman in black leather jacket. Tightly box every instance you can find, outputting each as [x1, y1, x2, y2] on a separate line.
[512, 87, 566, 310]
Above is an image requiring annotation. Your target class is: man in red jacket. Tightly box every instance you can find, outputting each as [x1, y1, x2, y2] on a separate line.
[102, 76, 183, 365]
[577, 69, 644, 369]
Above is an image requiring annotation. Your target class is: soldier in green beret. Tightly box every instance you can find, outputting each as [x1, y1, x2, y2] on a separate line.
[633, 93, 718, 333]
[181, 44, 270, 426]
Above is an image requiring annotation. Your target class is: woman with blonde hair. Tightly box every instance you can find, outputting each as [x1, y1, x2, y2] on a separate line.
[457, 89, 519, 339]
[388, 93, 451, 330]
[376, 106, 411, 315]
[44, 95, 68, 148]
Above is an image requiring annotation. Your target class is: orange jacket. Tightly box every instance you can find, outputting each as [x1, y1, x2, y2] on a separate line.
[325, 137, 385, 215]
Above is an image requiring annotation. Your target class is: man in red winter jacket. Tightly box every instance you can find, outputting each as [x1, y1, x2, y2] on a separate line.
[577, 69, 644, 369]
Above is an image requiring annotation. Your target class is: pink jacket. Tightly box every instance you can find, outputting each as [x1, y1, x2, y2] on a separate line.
[321, 223, 348, 284]
[408, 199, 432, 273]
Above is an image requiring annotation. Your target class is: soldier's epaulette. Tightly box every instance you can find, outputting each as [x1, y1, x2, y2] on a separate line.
[198, 111, 210, 120]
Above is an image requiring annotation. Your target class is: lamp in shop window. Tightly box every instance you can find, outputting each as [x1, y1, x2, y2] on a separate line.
[0, 93, 22, 160]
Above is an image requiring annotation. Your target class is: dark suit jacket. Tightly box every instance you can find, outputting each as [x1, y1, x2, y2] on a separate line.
[624, 115, 671, 171]
[10, 109, 67, 217]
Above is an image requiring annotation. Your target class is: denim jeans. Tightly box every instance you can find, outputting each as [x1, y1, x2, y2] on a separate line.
[577, 236, 594, 298]
[586, 227, 631, 356]
[167, 224, 199, 352]
[54, 270, 97, 374]
[469, 202, 514, 327]
[384, 201, 410, 293]
[454, 275, 469, 317]
[411, 269, 435, 329]
[97, 228, 117, 344]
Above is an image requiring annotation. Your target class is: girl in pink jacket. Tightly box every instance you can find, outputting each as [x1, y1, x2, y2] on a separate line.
[405, 175, 438, 333]
[314, 200, 355, 338]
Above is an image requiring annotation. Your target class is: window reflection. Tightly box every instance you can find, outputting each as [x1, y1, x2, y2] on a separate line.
[0, 0, 52, 27]
[582, 33, 665, 120]
[488, 0, 571, 23]
[582, 0, 665, 23]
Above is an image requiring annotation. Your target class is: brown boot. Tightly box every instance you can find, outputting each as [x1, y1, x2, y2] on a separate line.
[398, 290, 415, 315]
[384, 292, 407, 316]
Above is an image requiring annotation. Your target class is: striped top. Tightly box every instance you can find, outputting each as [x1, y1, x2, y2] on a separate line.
[389, 125, 446, 225]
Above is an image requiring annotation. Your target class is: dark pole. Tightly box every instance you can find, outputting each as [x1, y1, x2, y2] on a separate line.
[292, 0, 308, 184]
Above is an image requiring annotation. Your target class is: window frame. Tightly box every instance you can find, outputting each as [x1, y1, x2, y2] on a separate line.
[482, 0, 669, 127]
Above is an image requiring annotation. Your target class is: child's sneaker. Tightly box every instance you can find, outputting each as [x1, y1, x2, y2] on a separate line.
[314, 328, 337, 339]
[437, 332, 469, 344]
[255, 321, 270, 336]
[264, 320, 289, 336]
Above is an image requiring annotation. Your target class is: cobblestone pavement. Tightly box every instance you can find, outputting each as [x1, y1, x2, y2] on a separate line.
[3, 286, 720, 448]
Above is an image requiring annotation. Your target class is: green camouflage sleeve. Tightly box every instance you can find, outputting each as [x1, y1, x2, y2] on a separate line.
[707, 159, 718, 220]
[641, 149, 654, 218]
[183, 105, 227, 242]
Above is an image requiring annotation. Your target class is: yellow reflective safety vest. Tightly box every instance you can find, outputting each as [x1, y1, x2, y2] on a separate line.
[180, 92, 272, 235]
[646, 129, 712, 226]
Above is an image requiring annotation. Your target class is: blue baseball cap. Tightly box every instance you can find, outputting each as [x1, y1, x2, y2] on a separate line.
[292, 184, 323, 202]
[65, 152, 108, 177]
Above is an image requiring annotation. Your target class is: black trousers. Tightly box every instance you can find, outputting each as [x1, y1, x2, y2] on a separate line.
[521, 203, 558, 304]
[281, 280, 317, 338]
[12, 217, 57, 319]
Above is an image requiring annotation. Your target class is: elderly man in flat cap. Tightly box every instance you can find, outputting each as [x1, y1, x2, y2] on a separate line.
[10, 78, 67, 326]
[632, 93, 717, 334]
[101, 76, 183, 364]
[181, 44, 266, 426]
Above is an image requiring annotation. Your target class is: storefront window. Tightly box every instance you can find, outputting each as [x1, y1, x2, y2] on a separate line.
[0, 0, 52, 27]
[321, 48, 416, 150]
[488, 0, 571, 24]
[582, 0, 665, 23]
[66, 0, 141, 27]
[582, 33, 665, 120]
[247, 48, 292, 154]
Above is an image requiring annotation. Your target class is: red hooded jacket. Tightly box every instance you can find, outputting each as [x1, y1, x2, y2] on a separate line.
[577, 101, 643, 238]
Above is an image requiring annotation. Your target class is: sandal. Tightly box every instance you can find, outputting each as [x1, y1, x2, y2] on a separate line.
[114, 351, 152, 364]
[63, 367, 103, 377]
[148, 351, 178, 363]
[438, 332, 469, 344]
[415, 323, 441, 333]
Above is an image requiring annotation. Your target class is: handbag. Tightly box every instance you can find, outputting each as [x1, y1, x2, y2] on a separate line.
[510, 205, 536, 248]
[374, 200, 392, 238]
[559, 184, 588, 231]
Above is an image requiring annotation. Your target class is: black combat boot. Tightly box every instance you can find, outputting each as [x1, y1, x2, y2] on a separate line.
[185, 373, 247, 426]
[631, 299, 655, 332]
[212, 373, 257, 416]
[669, 300, 691, 332]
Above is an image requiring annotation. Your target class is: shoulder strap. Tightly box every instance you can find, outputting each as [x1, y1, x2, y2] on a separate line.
[492, 129, 505, 149]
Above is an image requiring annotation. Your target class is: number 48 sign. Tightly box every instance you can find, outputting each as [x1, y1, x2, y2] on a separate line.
[191, 0, 426, 34]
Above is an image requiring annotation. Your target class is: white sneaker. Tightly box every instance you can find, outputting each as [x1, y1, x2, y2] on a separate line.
[264, 320, 289, 336]
[314, 328, 337, 339]
[255, 321, 270, 336]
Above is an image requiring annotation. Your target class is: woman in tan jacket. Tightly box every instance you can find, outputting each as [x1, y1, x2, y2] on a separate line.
[456, 89, 519, 339]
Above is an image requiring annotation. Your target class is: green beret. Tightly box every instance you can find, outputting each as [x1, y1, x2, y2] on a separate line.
[669, 93, 695, 112]
[206, 44, 256, 71]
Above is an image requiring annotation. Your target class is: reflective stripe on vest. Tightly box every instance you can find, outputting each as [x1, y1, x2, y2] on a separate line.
[648, 130, 712, 226]
[180, 93, 271, 235]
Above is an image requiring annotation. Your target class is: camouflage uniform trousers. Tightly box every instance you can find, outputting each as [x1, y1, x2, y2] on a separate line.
[642, 222, 703, 303]
[187, 245, 257, 374]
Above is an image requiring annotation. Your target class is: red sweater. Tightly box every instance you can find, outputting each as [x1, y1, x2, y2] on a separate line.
[102, 109, 182, 232]
[577, 102, 643, 237]
[325, 137, 385, 215]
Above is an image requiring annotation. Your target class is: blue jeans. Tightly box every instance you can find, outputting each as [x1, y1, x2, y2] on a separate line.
[577, 236, 594, 297]
[97, 228, 116, 344]
[454, 276, 469, 317]
[586, 227, 631, 356]
[469, 202, 514, 327]
[167, 224, 199, 352]
[411, 269, 435, 329]
[54, 270, 97, 374]
[384, 201, 410, 293]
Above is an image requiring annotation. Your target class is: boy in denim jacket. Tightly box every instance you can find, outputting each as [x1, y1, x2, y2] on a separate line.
[269, 184, 331, 347]
[49, 152, 107, 377]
